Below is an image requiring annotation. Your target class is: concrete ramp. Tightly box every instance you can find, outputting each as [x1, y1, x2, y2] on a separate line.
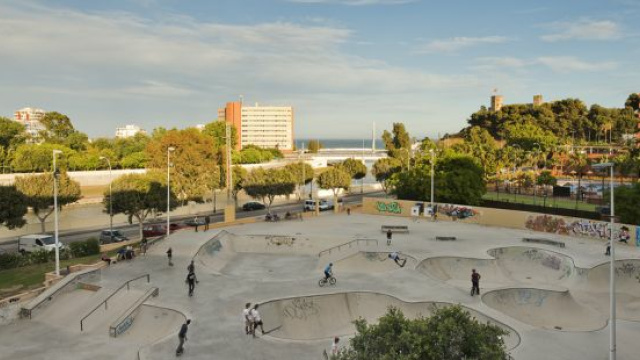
[333, 252, 417, 273]
[482, 288, 607, 331]
[418, 247, 575, 288]
[260, 292, 519, 350]
[118, 305, 185, 343]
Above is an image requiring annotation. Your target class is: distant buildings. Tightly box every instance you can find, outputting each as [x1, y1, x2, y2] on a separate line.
[115, 124, 146, 138]
[13, 107, 47, 140]
[490, 94, 544, 111]
[218, 101, 294, 151]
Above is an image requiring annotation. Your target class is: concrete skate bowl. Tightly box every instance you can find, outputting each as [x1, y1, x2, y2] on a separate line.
[332, 252, 418, 273]
[119, 305, 186, 343]
[571, 259, 640, 322]
[259, 292, 520, 350]
[417, 246, 576, 288]
[482, 288, 607, 331]
[194, 231, 318, 280]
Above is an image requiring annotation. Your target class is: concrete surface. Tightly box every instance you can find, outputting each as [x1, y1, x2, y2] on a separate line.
[1, 211, 640, 359]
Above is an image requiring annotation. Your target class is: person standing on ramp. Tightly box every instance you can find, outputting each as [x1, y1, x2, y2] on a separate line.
[176, 319, 191, 356]
[386, 229, 393, 246]
[471, 269, 481, 296]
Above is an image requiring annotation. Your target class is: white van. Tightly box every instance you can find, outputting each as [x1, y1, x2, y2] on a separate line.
[18, 234, 63, 253]
[303, 200, 333, 212]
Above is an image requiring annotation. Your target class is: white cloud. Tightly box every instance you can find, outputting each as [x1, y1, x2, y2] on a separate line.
[536, 56, 618, 72]
[475, 57, 529, 68]
[540, 19, 621, 42]
[287, 0, 416, 5]
[418, 36, 509, 54]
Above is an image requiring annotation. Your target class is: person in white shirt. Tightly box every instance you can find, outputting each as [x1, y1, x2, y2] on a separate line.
[250, 304, 264, 337]
[388, 252, 407, 267]
[331, 337, 340, 355]
[242, 303, 252, 335]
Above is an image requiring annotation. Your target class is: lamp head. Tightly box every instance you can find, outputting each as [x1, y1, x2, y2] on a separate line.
[168, 146, 176, 152]
[52, 150, 63, 155]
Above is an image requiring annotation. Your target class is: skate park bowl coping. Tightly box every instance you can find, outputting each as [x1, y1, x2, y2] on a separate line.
[258, 291, 520, 351]
[330, 251, 418, 273]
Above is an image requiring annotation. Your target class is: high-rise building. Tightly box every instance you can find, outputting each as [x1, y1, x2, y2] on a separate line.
[490, 95, 503, 112]
[218, 101, 294, 151]
[14, 107, 47, 139]
[115, 124, 146, 138]
[533, 94, 544, 106]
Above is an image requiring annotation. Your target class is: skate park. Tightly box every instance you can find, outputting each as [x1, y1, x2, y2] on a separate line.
[1, 198, 639, 360]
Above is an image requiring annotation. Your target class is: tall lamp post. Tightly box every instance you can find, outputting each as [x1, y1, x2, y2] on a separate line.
[166, 147, 175, 237]
[99, 157, 113, 238]
[52, 150, 63, 276]
[429, 149, 435, 211]
[593, 162, 616, 360]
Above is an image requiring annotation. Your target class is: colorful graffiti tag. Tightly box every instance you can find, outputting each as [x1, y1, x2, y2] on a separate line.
[376, 201, 402, 214]
[525, 215, 626, 240]
[438, 204, 478, 220]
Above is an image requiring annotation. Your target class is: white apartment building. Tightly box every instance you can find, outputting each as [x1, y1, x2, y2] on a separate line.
[219, 101, 294, 151]
[115, 124, 146, 138]
[14, 107, 47, 139]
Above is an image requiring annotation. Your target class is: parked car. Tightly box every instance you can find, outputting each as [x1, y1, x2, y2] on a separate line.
[99, 230, 128, 244]
[242, 202, 266, 211]
[185, 217, 207, 227]
[18, 234, 65, 253]
[143, 224, 166, 238]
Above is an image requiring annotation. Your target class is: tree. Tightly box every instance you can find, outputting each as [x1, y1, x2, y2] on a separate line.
[0, 186, 27, 229]
[0, 117, 26, 149]
[625, 93, 640, 113]
[243, 168, 296, 213]
[202, 120, 238, 149]
[394, 154, 486, 205]
[11, 143, 74, 172]
[15, 172, 81, 233]
[146, 128, 218, 204]
[536, 170, 557, 188]
[284, 161, 314, 199]
[371, 157, 402, 194]
[307, 140, 323, 153]
[40, 112, 75, 142]
[317, 167, 351, 213]
[230, 165, 248, 209]
[333, 306, 507, 360]
[338, 158, 367, 192]
[613, 183, 640, 225]
[105, 173, 177, 239]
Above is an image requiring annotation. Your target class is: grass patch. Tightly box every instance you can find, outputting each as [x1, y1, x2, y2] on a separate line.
[0, 254, 104, 297]
[482, 192, 597, 211]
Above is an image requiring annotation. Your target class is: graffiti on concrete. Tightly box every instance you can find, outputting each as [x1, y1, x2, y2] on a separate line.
[205, 239, 222, 255]
[525, 215, 623, 240]
[615, 262, 640, 278]
[266, 236, 295, 247]
[438, 204, 478, 220]
[376, 201, 402, 214]
[516, 289, 548, 307]
[283, 298, 319, 321]
[115, 315, 134, 336]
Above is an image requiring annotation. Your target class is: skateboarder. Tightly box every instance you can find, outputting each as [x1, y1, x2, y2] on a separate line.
[186, 271, 196, 297]
[194, 216, 199, 232]
[388, 252, 406, 267]
[386, 229, 392, 246]
[243, 303, 252, 335]
[605, 240, 611, 256]
[167, 247, 173, 266]
[204, 215, 211, 231]
[187, 260, 199, 283]
[250, 304, 264, 337]
[175, 319, 191, 356]
[471, 269, 481, 296]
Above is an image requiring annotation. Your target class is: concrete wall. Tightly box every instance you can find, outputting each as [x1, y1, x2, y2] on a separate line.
[0, 169, 146, 187]
[362, 197, 638, 246]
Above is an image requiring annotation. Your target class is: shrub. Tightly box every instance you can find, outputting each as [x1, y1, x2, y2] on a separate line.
[68, 237, 101, 258]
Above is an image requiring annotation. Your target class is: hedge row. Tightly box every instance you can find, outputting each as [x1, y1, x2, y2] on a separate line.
[0, 238, 101, 271]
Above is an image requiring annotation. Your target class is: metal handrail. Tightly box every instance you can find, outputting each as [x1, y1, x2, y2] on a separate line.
[318, 238, 378, 257]
[80, 274, 150, 331]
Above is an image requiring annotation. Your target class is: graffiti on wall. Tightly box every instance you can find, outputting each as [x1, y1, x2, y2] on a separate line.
[525, 215, 626, 240]
[376, 201, 402, 214]
[282, 298, 319, 320]
[438, 204, 478, 220]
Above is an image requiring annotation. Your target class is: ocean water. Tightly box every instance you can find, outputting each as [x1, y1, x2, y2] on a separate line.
[296, 138, 384, 149]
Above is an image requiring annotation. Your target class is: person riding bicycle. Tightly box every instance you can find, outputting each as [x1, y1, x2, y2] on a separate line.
[324, 263, 333, 280]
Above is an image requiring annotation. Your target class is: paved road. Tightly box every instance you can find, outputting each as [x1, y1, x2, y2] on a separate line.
[0, 191, 384, 253]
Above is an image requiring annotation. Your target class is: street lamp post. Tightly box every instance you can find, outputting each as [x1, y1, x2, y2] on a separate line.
[52, 150, 63, 276]
[593, 162, 616, 360]
[429, 149, 435, 212]
[99, 157, 113, 239]
[166, 147, 175, 237]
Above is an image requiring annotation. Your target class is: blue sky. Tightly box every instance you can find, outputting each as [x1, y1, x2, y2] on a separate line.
[1, 0, 639, 139]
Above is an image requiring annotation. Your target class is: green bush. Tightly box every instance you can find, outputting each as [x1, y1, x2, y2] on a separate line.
[0, 253, 30, 270]
[68, 237, 101, 258]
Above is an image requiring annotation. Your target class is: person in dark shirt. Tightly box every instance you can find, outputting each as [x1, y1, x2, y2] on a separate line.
[471, 269, 481, 296]
[186, 272, 196, 297]
[176, 319, 191, 356]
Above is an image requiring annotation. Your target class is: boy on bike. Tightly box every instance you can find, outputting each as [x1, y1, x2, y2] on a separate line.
[471, 269, 481, 296]
[324, 263, 333, 280]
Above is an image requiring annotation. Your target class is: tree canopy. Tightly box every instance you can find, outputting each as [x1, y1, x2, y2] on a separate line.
[333, 306, 507, 360]
[243, 167, 296, 212]
[0, 117, 26, 150]
[317, 167, 351, 212]
[613, 183, 640, 225]
[105, 172, 177, 239]
[371, 157, 402, 194]
[14, 172, 81, 232]
[0, 185, 27, 229]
